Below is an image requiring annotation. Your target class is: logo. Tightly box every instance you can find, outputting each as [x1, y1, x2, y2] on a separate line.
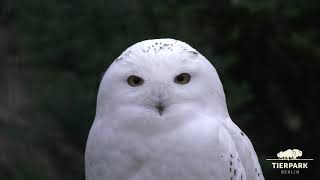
[266, 149, 314, 174]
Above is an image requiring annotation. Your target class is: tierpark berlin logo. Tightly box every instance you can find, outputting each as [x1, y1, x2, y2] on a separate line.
[266, 149, 314, 174]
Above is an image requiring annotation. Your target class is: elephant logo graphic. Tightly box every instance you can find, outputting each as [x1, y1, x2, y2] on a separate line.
[277, 149, 303, 160]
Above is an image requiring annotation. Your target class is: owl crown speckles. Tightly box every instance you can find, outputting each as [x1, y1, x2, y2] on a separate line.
[115, 39, 199, 61]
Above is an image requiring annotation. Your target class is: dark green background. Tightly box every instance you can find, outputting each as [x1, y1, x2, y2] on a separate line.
[1, 0, 319, 179]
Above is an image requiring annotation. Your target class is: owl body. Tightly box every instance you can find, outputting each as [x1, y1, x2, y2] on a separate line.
[86, 114, 245, 180]
[85, 39, 264, 180]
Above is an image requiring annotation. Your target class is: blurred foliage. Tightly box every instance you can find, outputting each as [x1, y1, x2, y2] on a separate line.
[1, 0, 319, 179]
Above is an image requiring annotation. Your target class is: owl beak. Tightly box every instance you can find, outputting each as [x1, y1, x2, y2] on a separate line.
[155, 102, 165, 116]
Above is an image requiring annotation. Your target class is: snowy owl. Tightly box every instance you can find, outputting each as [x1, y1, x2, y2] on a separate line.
[85, 38, 264, 180]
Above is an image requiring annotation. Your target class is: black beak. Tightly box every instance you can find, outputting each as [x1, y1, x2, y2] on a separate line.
[155, 102, 165, 116]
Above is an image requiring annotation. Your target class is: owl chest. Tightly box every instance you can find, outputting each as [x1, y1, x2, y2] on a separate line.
[118, 128, 229, 179]
[88, 121, 234, 180]
[113, 121, 223, 164]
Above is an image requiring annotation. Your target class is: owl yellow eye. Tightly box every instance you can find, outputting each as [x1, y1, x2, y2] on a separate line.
[174, 73, 191, 84]
[127, 75, 144, 87]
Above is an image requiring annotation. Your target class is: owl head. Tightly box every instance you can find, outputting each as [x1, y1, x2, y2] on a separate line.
[94, 39, 229, 135]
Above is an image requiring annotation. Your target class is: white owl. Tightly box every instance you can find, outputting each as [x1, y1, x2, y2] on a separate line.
[85, 38, 264, 180]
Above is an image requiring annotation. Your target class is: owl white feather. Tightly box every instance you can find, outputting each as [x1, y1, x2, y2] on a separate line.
[85, 38, 264, 180]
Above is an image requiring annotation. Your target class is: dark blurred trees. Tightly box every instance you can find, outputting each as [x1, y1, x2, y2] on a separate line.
[1, 0, 319, 179]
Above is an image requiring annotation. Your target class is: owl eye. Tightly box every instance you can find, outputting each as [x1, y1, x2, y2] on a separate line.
[174, 73, 191, 84]
[127, 75, 144, 87]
